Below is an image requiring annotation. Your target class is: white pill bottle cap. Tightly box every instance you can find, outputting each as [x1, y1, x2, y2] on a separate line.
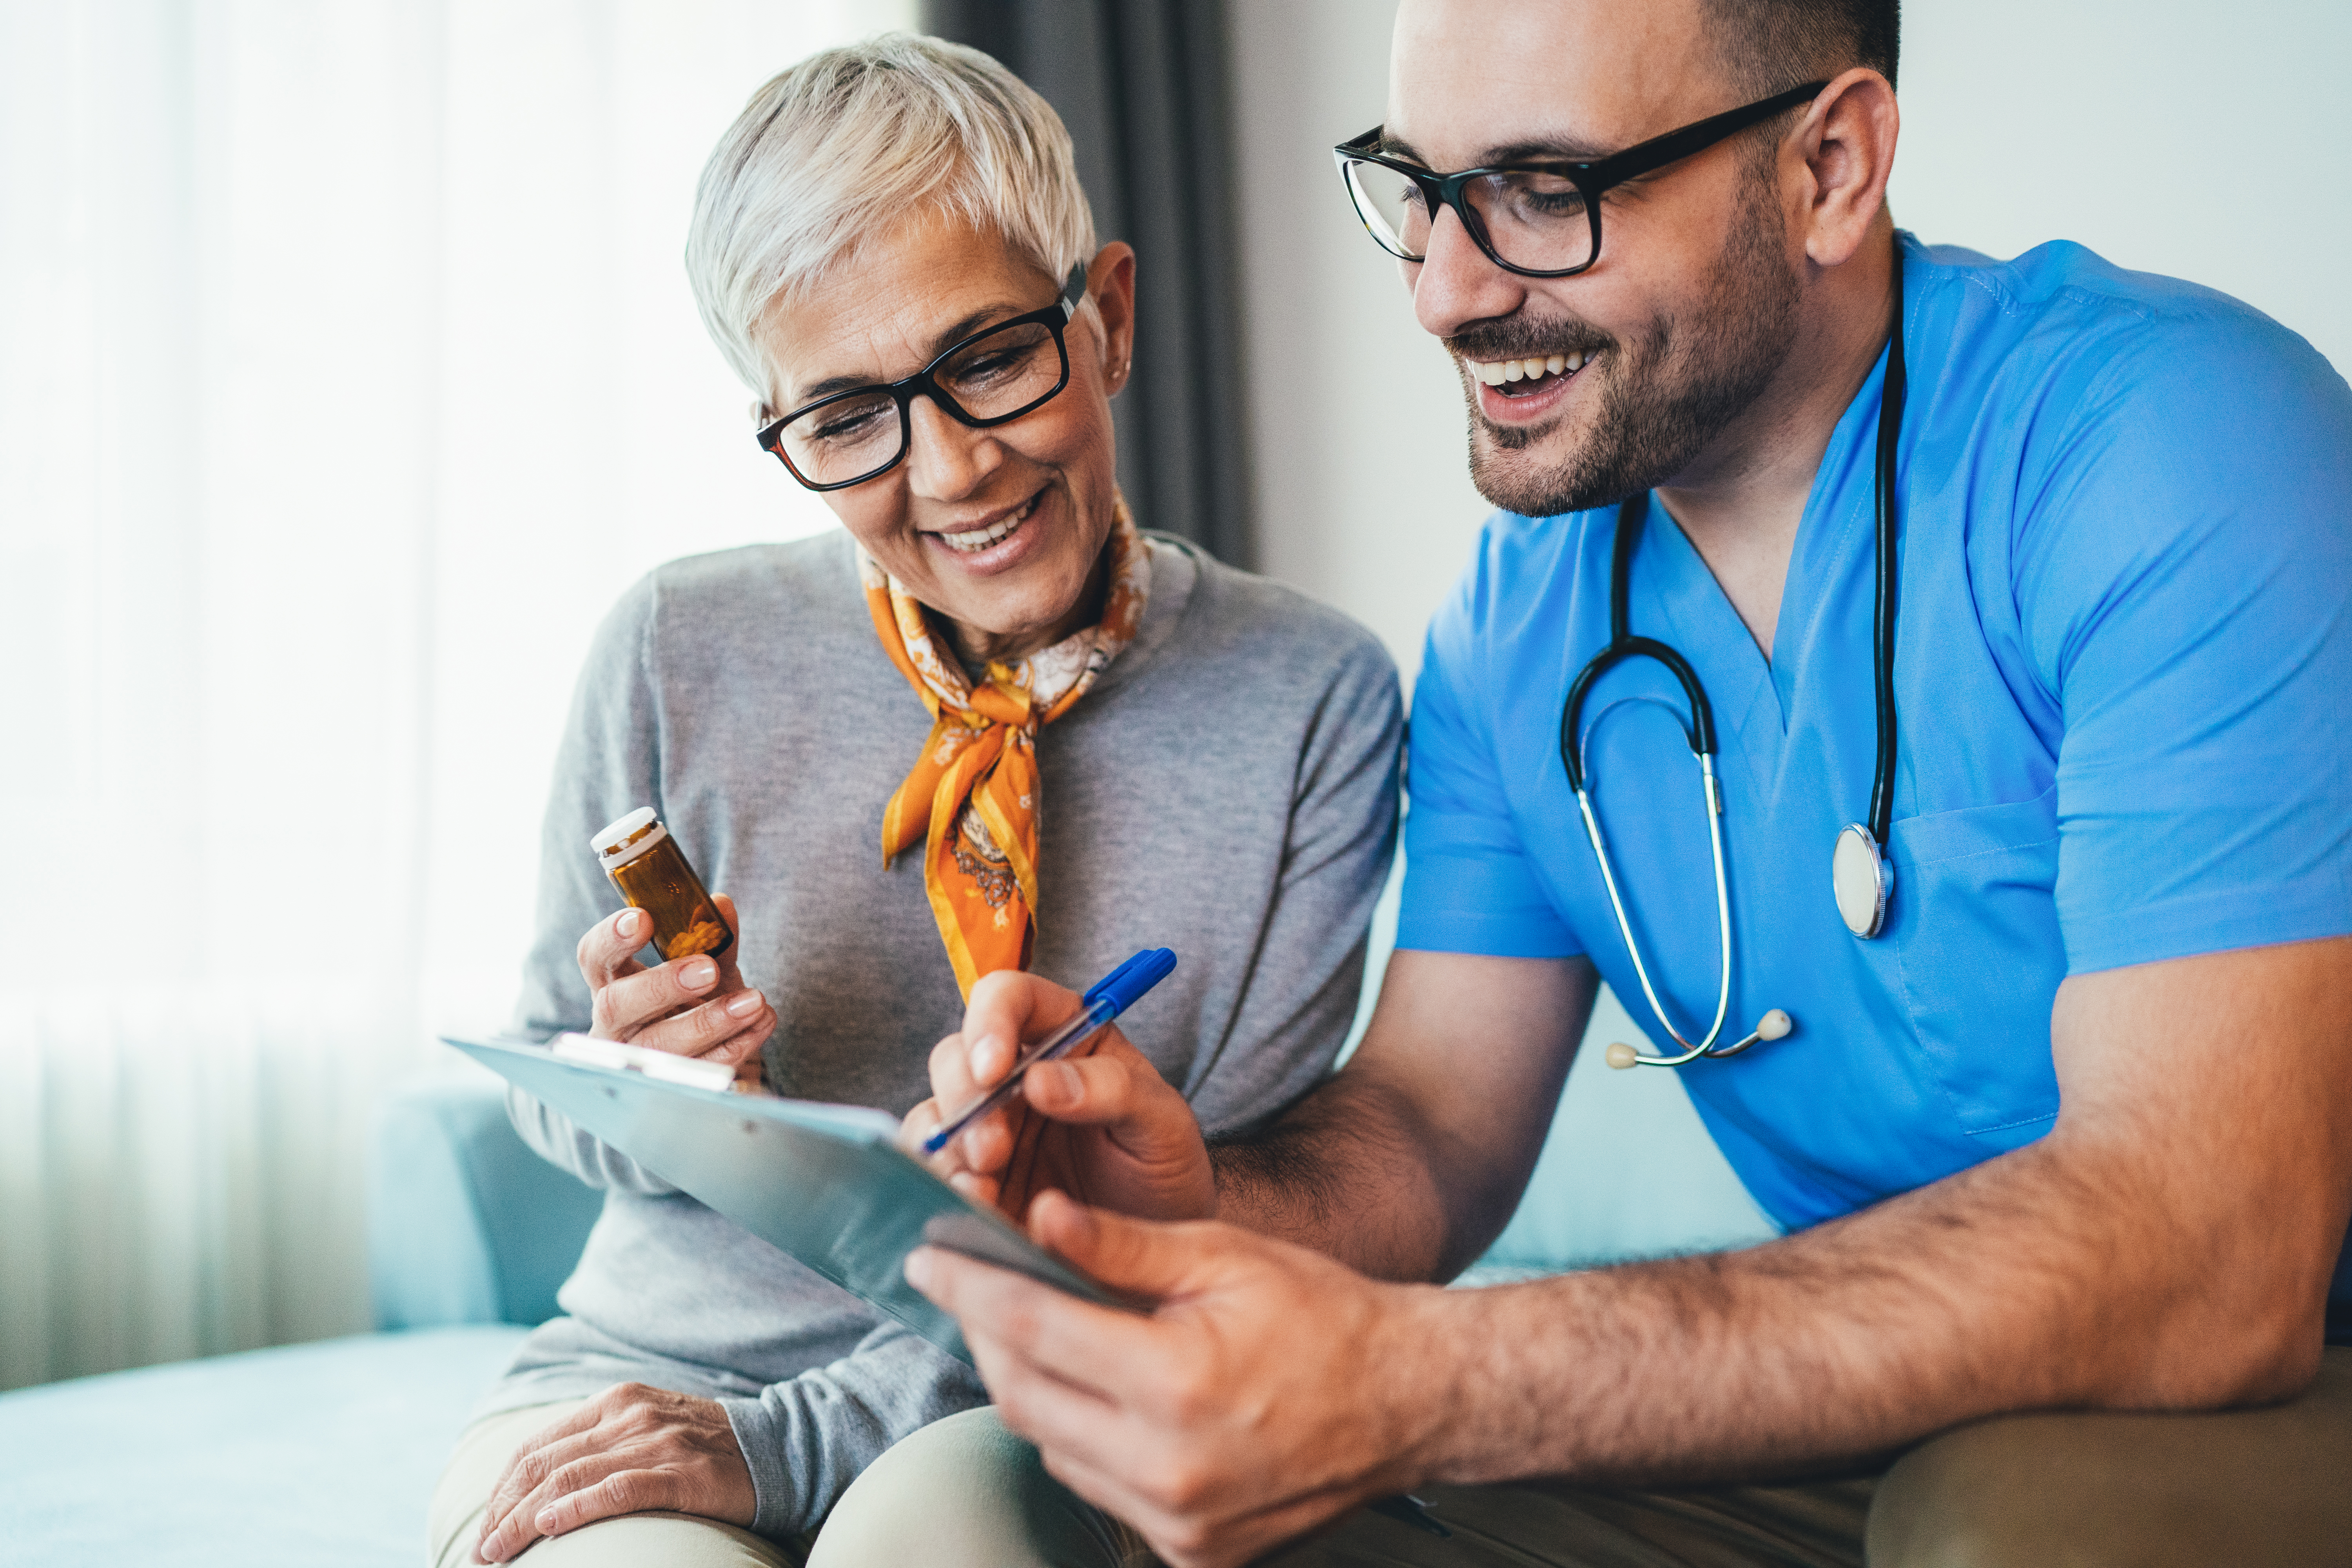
[590, 806, 670, 871]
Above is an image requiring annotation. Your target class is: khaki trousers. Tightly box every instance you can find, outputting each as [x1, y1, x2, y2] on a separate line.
[427, 1399, 808, 1568]
[806, 1348, 2352, 1568]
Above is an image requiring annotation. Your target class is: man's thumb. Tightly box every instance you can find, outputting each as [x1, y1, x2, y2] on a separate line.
[1028, 1190, 1221, 1303]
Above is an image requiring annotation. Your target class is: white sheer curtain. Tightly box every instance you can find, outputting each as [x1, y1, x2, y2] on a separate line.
[0, 0, 912, 1391]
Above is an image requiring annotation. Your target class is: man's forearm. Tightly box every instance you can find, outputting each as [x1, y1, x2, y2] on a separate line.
[1211, 1073, 1455, 1280]
[1212, 1067, 1541, 1283]
[1212, 951, 1595, 1280]
[1395, 1131, 2331, 1489]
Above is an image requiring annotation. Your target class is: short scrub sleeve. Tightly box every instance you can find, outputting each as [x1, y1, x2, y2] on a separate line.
[2018, 308, 2352, 973]
[1397, 535, 1583, 960]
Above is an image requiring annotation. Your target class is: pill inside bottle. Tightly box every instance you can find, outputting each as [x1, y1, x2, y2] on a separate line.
[589, 808, 735, 963]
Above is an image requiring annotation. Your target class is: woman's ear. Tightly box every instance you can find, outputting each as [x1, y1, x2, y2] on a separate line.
[1086, 241, 1139, 396]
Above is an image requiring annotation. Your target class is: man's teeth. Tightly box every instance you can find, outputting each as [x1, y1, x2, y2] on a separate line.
[1466, 351, 1589, 387]
[938, 494, 1041, 552]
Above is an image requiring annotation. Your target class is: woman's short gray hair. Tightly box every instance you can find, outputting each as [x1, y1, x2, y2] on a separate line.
[687, 33, 1098, 408]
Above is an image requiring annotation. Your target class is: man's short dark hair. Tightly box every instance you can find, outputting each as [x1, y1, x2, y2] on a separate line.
[1702, 0, 1899, 97]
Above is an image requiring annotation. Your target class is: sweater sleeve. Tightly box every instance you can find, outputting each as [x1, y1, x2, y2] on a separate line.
[1183, 616, 1405, 1136]
[504, 572, 677, 1196]
[719, 1321, 989, 1538]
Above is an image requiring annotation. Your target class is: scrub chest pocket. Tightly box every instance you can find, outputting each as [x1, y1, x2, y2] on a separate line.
[1890, 785, 2064, 1142]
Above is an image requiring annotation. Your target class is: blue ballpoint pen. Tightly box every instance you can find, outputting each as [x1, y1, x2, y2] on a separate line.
[920, 947, 1178, 1156]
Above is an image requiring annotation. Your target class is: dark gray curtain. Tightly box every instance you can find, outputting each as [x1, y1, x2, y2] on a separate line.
[921, 0, 1253, 566]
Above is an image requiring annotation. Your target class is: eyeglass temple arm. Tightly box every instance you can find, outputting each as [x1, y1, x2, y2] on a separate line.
[1581, 79, 1828, 188]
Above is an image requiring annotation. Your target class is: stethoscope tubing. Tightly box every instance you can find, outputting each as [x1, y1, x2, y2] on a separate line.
[1572, 754, 1733, 1064]
[1559, 236, 1907, 1065]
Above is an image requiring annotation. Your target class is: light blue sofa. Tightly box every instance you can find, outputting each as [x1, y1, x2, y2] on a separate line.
[0, 1082, 603, 1566]
[0, 981, 1773, 1564]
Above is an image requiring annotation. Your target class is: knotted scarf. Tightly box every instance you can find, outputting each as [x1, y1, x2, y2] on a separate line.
[862, 499, 1151, 996]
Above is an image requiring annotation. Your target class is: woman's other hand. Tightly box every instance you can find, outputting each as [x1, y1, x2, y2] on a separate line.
[908, 969, 1216, 1225]
[576, 892, 772, 1087]
[473, 1383, 756, 1562]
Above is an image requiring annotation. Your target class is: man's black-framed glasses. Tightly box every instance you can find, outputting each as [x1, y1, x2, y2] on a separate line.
[755, 262, 1088, 491]
[1334, 80, 1828, 279]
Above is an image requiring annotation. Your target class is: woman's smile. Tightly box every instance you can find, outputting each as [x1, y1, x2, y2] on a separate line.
[926, 484, 1049, 566]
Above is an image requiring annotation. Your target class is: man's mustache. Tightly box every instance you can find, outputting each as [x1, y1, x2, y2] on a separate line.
[1444, 316, 1614, 364]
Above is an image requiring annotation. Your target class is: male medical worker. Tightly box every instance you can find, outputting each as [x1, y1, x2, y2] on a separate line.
[832, 2, 2352, 1564]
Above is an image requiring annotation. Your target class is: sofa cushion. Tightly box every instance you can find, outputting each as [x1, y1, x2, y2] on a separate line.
[370, 1076, 604, 1330]
[0, 1325, 526, 1566]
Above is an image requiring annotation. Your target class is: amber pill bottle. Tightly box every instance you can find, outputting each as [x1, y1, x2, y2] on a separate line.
[590, 808, 734, 963]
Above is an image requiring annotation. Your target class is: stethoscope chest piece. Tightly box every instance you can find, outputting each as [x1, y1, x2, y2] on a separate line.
[1832, 823, 1892, 939]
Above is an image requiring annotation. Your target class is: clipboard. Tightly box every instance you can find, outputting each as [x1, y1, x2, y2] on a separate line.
[443, 1033, 1127, 1365]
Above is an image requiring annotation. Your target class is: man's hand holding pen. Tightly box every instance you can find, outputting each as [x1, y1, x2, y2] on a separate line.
[905, 967, 1217, 1225]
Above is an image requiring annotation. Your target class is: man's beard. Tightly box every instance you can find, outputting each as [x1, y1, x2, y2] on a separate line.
[1454, 174, 1802, 519]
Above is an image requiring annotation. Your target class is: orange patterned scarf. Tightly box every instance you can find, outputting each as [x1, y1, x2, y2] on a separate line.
[862, 499, 1151, 996]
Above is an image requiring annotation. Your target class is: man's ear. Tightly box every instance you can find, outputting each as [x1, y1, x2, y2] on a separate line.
[1085, 241, 1140, 396]
[1792, 67, 1899, 269]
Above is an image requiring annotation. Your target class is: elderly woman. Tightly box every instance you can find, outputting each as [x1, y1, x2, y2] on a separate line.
[424, 33, 1400, 1568]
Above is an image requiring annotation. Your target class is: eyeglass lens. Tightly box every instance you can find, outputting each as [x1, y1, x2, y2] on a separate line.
[775, 316, 1068, 487]
[1344, 160, 1595, 274]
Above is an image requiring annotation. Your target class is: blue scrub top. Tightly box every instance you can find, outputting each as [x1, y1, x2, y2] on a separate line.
[1399, 235, 2352, 1326]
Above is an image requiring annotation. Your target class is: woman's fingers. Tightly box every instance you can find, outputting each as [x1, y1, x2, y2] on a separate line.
[589, 953, 770, 1059]
[708, 893, 749, 989]
[632, 983, 775, 1063]
[532, 1466, 670, 1541]
[482, 1450, 641, 1561]
[577, 892, 766, 1054]
[575, 907, 653, 989]
[476, 1422, 604, 1562]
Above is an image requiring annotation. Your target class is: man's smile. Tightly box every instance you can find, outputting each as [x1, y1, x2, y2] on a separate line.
[1462, 350, 1591, 390]
[1461, 348, 1599, 425]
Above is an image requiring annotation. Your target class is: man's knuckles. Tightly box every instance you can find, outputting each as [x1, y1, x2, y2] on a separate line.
[1149, 1363, 1223, 1431]
[929, 1033, 974, 1091]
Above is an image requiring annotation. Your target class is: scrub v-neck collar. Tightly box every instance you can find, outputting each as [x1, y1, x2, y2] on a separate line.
[1627, 344, 1896, 793]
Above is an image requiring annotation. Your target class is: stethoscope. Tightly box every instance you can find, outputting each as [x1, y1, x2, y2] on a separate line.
[1559, 250, 1906, 1070]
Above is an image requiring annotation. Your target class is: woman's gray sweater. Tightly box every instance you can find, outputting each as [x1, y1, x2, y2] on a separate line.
[479, 529, 1403, 1539]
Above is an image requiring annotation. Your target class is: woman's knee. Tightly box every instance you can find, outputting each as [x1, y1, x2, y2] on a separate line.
[809, 1408, 1126, 1568]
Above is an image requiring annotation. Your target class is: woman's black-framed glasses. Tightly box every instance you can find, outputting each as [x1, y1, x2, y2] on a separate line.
[1334, 81, 1828, 279]
[756, 262, 1088, 491]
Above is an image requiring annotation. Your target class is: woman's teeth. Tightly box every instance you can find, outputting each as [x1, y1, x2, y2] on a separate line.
[938, 494, 1042, 553]
[1466, 351, 1590, 388]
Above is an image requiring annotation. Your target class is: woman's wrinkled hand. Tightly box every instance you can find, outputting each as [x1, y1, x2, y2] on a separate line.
[576, 892, 771, 1087]
[904, 969, 1217, 1225]
[474, 1382, 757, 1562]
